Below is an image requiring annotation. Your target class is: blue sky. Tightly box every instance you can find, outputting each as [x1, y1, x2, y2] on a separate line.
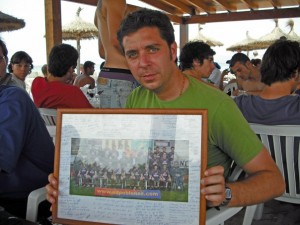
[1, 0, 300, 71]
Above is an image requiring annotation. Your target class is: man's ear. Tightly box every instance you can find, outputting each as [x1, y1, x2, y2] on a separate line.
[170, 42, 177, 61]
[67, 66, 74, 74]
[193, 59, 200, 67]
[291, 69, 300, 80]
[246, 60, 253, 69]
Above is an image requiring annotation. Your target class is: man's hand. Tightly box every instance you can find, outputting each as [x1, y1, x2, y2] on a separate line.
[201, 165, 226, 207]
[45, 173, 58, 212]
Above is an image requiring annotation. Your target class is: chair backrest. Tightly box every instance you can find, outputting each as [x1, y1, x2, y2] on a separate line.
[223, 82, 238, 97]
[38, 108, 57, 125]
[249, 123, 300, 204]
[46, 125, 56, 143]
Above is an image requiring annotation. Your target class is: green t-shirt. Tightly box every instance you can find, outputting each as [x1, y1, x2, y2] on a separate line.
[126, 75, 263, 177]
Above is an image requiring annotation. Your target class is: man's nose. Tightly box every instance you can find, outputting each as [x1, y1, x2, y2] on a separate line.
[138, 52, 150, 67]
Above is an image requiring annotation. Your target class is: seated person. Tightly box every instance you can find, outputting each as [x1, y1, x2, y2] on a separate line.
[8, 51, 33, 90]
[207, 62, 222, 87]
[229, 53, 265, 96]
[0, 39, 18, 86]
[0, 85, 54, 219]
[73, 60, 96, 89]
[179, 40, 218, 89]
[31, 44, 93, 109]
[250, 58, 262, 69]
[46, 8, 285, 211]
[234, 40, 300, 125]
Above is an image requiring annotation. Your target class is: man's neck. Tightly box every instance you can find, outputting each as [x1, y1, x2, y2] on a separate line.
[155, 70, 188, 101]
[183, 69, 201, 80]
[249, 66, 261, 82]
[47, 74, 66, 83]
[259, 81, 295, 99]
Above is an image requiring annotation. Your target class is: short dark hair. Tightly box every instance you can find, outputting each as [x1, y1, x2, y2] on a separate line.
[48, 44, 78, 77]
[250, 58, 261, 67]
[8, 51, 34, 73]
[260, 40, 300, 86]
[179, 41, 216, 71]
[0, 38, 8, 63]
[41, 64, 47, 75]
[83, 61, 95, 71]
[117, 8, 175, 52]
[229, 53, 250, 67]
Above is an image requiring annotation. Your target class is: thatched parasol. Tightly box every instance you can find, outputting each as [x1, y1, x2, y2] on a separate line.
[226, 31, 257, 55]
[286, 19, 300, 42]
[250, 19, 292, 50]
[0, 11, 25, 32]
[190, 25, 223, 47]
[62, 7, 98, 75]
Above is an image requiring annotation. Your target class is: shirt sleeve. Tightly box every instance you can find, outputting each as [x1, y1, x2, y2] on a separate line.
[211, 98, 263, 167]
[0, 88, 28, 173]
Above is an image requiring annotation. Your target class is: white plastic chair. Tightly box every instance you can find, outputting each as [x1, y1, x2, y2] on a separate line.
[38, 108, 57, 125]
[26, 187, 47, 222]
[206, 164, 256, 225]
[223, 82, 238, 97]
[249, 123, 300, 220]
[46, 125, 56, 143]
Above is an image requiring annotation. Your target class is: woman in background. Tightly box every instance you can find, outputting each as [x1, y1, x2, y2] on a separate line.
[8, 51, 33, 90]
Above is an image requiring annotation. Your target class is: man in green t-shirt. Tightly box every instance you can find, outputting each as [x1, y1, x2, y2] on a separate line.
[46, 8, 284, 210]
[116, 8, 284, 208]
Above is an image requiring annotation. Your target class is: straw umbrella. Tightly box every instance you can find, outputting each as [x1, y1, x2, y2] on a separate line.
[0, 11, 25, 32]
[286, 19, 300, 42]
[62, 7, 98, 75]
[190, 24, 223, 47]
[250, 19, 292, 50]
[226, 31, 257, 55]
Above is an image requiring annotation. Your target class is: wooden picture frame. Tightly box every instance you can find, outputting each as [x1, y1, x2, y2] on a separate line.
[52, 108, 208, 225]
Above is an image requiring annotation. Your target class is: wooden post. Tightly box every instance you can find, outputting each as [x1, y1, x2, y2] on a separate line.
[179, 24, 189, 51]
[44, 0, 62, 63]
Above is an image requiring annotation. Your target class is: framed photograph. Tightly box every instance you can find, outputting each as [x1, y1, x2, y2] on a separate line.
[52, 108, 208, 225]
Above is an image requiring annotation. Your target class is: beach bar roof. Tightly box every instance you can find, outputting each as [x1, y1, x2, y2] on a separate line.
[44, 0, 300, 59]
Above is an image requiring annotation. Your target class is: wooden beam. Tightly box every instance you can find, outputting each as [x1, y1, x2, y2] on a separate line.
[215, 0, 237, 12]
[158, 0, 194, 15]
[183, 7, 300, 24]
[268, 0, 282, 8]
[62, 0, 97, 6]
[139, 0, 182, 15]
[241, 0, 259, 9]
[186, 0, 217, 13]
[45, 0, 62, 62]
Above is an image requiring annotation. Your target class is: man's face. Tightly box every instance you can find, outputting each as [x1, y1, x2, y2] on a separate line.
[194, 56, 215, 78]
[0, 47, 7, 78]
[87, 66, 95, 76]
[122, 27, 177, 94]
[230, 61, 251, 81]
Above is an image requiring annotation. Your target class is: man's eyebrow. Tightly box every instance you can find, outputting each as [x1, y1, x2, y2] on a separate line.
[145, 43, 161, 48]
[125, 49, 136, 55]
